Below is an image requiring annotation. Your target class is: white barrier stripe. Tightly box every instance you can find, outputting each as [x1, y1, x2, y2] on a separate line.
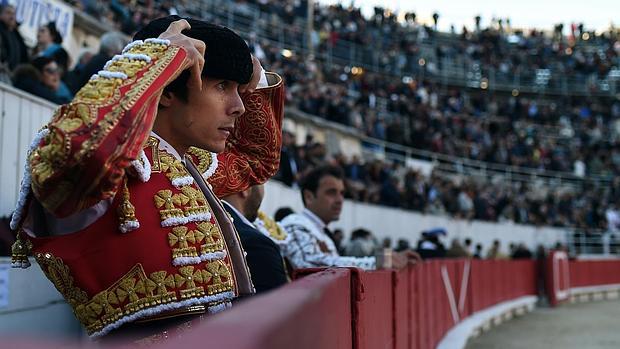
[458, 260, 471, 314]
[441, 265, 460, 324]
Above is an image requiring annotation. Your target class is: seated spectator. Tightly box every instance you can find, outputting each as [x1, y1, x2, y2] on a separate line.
[72, 31, 127, 94]
[344, 228, 375, 257]
[274, 206, 295, 222]
[32, 22, 69, 76]
[0, 4, 29, 83]
[416, 228, 447, 259]
[281, 165, 415, 269]
[13, 57, 72, 104]
[446, 238, 470, 258]
[486, 239, 508, 259]
[473, 243, 483, 259]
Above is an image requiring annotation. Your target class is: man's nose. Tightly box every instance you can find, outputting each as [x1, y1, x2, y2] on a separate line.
[229, 93, 245, 117]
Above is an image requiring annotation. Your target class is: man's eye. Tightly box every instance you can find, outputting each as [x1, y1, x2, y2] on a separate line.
[217, 82, 227, 90]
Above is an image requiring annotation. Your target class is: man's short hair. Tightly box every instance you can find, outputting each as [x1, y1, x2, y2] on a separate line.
[133, 15, 253, 102]
[299, 165, 344, 206]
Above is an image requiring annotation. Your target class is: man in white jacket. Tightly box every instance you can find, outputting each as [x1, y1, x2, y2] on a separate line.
[280, 165, 415, 270]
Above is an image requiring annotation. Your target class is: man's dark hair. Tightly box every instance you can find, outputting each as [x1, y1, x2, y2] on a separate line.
[133, 15, 253, 102]
[46, 22, 63, 44]
[31, 56, 55, 73]
[299, 165, 344, 206]
[274, 207, 294, 222]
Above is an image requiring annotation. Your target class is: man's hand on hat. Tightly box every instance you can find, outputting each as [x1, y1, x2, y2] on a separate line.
[239, 54, 263, 94]
[158, 19, 206, 91]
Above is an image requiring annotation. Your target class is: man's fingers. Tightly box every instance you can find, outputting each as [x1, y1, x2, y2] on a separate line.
[188, 55, 204, 91]
[240, 55, 263, 94]
[164, 19, 191, 37]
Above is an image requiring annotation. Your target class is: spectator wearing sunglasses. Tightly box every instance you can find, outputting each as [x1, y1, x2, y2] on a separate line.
[12, 56, 72, 104]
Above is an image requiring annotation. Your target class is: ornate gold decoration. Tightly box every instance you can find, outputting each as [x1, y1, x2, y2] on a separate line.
[257, 211, 288, 241]
[202, 260, 233, 295]
[186, 147, 214, 173]
[30, 131, 70, 188]
[179, 186, 210, 217]
[35, 252, 90, 324]
[35, 253, 233, 336]
[159, 153, 190, 183]
[168, 226, 198, 259]
[117, 178, 138, 231]
[11, 233, 33, 268]
[153, 189, 184, 221]
[106, 58, 149, 78]
[196, 222, 224, 254]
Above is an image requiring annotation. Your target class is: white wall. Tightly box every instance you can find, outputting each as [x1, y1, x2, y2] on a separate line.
[0, 258, 82, 338]
[261, 180, 566, 254]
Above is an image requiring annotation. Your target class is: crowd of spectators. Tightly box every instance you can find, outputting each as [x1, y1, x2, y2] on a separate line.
[276, 130, 620, 231]
[3, 1, 620, 233]
[332, 224, 548, 261]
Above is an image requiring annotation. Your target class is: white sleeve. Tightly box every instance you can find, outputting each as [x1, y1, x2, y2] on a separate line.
[283, 224, 376, 270]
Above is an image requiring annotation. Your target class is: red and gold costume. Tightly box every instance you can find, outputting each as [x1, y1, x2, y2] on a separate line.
[10, 38, 284, 338]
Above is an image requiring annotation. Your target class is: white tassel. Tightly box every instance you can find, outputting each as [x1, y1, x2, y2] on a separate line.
[119, 220, 140, 233]
[130, 150, 151, 182]
[10, 129, 50, 230]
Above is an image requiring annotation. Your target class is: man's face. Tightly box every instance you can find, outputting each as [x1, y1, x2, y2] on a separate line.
[305, 175, 344, 224]
[171, 77, 245, 153]
[244, 184, 264, 222]
[0, 6, 16, 29]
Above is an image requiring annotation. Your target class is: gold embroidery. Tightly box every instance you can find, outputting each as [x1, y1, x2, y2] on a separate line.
[197, 222, 224, 254]
[146, 137, 161, 172]
[35, 253, 90, 324]
[35, 254, 233, 335]
[160, 153, 190, 183]
[106, 58, 149, 78]
[30, 131, 70, 187]
[117, 178, 138, 229]
[186, 147, 214, 173]
[257, 211, 288, 241]
[154, 189, 184, 221]
[179, 186, 210, 217]
[168, 226, 198, 259]
[202, 260, 233, 295]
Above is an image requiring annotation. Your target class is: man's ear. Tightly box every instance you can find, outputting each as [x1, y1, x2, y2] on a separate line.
[239, 188, 251, 199]
[159, 90, 175, 108]
[303, 189, 314, 205]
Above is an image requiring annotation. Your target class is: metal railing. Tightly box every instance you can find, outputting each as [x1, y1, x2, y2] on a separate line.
[565, 230, 620, 256]
[285, 108, 613, 189]
[197, 0, 620, 97]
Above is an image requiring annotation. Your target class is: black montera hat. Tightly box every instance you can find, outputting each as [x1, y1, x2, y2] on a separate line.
[133, 15, 253, 84]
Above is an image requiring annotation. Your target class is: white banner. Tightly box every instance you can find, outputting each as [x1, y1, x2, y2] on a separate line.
[2, 0, 74, 47]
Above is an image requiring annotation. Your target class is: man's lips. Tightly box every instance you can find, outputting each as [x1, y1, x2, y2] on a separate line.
[218, 126, 234, 137]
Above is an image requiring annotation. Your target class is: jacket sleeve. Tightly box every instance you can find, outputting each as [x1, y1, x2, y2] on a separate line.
[283, 224, 376, 270]
[210, 73, 285, 197]
[28, 39, 188, 217]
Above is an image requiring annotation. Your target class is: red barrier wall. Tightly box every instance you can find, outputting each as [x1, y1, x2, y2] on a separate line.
[158, 268, 353, 349]
[545, 253, 620, 307]
[161, 260, 540, 349]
